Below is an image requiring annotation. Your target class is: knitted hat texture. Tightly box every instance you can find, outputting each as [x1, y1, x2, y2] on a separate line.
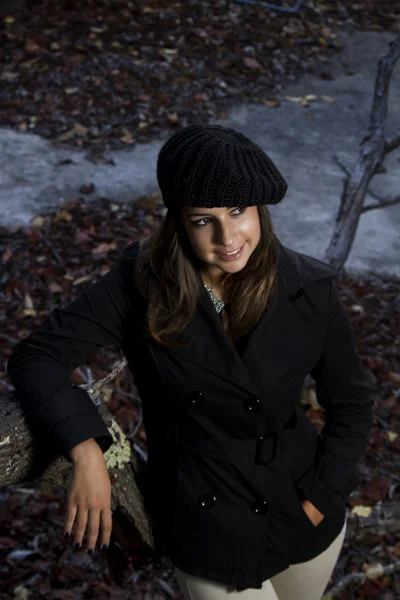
[157, 124, 287, 213]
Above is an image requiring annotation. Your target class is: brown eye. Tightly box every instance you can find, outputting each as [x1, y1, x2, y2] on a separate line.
[191, 207, 246, 227]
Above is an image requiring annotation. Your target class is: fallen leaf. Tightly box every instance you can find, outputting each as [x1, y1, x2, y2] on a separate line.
[55, 159, 75, 166]
[388, 436, 400, 453]
[1, 71, 20, 82]
[75, 231, 92, 244]
[351, 505, 372, 518]
[79, 183, 96, 194]
[363, 562, 385, 579]
[243, 57, 263, 70]
[74, 123, 89, 137]
[24, 293, 34, 310]
[167, 112, 179, 124]
[284, 96, 303, 103]
[54, 211, 73, 222]
[91, 242, 118, 256]
[120, 134, 135, 144]
[8, 548, 38, 560]
[49, 282, 63, 293]
[262, 98, 281, 107]
[56, 128, 77, 143]
[362, 475, 391, 502]
[158, 48, 179, 58]
[72, 275, 93, 286]
[319, 71, 335, 80]
[350, 303, 364, 314]
[23, 293, 37, 317]
[2, 248, 13, 263]
[31, 216, 45, 227]
[25, 38, 40, 53]
[388, 371, 400, 384]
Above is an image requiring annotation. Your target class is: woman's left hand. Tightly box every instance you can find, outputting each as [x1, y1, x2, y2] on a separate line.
[301, 500, 325, 526]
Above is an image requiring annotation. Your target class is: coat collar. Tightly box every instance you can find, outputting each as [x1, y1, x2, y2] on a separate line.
[275, 238, 338, 298]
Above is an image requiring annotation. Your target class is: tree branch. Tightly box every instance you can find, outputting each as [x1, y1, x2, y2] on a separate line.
[323, 33, 400, 271]
[361, 195, 400, 213]
[384, 128, 400, 153]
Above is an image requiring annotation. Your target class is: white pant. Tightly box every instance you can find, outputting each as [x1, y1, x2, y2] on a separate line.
[174, 518, 347, 600]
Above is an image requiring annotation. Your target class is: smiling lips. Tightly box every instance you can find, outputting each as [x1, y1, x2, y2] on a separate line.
[217, 244, 245, 261]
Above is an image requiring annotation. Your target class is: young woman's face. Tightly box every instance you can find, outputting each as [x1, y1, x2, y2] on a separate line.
[180, 205, 261, 283]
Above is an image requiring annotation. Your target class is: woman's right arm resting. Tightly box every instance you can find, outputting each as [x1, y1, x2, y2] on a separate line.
[6, 244, 138, 463]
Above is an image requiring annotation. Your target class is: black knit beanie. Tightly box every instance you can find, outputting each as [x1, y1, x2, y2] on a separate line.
[157, 124, 287, 214]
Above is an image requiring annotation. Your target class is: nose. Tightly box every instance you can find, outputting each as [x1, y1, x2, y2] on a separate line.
[215, 220, 237, 247]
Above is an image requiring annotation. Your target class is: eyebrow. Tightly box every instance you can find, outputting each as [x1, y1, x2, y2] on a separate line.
[188, 207, 232, 217]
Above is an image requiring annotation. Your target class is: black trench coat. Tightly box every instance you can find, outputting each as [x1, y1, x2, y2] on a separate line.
[6, 238, 374, 591]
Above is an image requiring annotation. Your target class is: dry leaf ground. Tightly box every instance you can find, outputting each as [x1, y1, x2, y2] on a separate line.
[0, 1, 399, 149]
[1, 1, 400, 598]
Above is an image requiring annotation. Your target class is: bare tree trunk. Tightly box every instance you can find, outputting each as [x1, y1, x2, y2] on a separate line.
[324, 33, 400, 271]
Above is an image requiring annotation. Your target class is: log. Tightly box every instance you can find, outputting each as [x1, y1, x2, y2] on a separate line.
[1, 357, 156, 566]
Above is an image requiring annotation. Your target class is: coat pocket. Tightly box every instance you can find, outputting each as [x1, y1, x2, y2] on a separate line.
[292, 482, 325, 529]
[276, 408, 326, 529]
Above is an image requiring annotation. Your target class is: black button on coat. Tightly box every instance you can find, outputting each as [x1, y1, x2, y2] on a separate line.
[6, 238, 375, 591]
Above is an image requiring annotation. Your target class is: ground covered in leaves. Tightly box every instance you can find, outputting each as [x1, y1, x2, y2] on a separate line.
[0, 196, 399, 599]
[1, 1, 400, 598]
[1, 0, 400, 149]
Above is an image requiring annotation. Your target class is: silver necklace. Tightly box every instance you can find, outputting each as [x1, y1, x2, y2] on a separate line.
[204, 283, 226, 314]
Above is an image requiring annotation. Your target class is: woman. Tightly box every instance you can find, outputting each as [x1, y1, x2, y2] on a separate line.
[7, 124, 374, 599]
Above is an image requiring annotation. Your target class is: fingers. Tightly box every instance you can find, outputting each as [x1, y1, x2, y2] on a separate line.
[64, 502, 112, 553]
[99, 507, 113, 549]
[64, 502, 77, 539]
[86, 508, 101, 553]
[74, 505, 90, 548]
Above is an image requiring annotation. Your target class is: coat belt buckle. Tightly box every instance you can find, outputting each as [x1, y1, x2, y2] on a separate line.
[254, 408, 297, 465]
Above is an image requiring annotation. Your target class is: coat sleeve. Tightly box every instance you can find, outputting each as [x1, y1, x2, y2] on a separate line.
[294, 277, 375, 516]
[6, 242, 140, 463]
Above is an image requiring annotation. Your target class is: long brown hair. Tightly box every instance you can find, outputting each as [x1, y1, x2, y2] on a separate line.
[130, 205, 279, 349]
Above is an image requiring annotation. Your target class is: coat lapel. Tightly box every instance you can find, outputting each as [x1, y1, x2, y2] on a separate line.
[169, 239, 338, 400]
